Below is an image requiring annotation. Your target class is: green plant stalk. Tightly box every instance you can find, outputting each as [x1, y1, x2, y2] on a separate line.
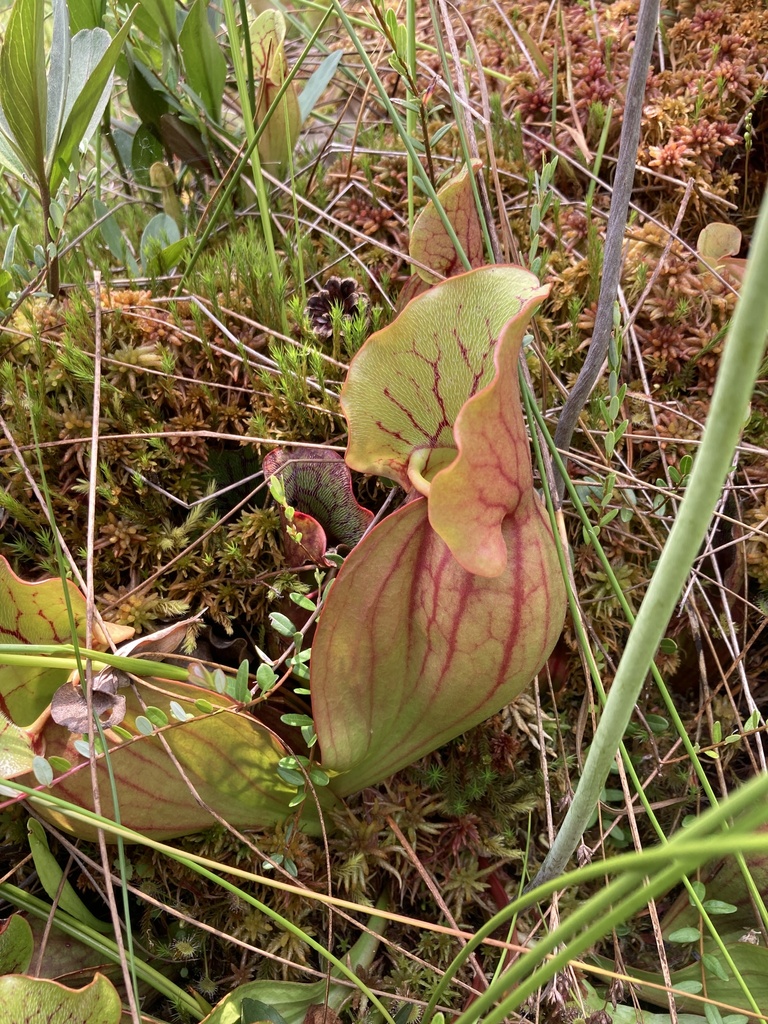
[330, 0, 471, 273]
[0, 883, 205, 1019]
[524, 388, 768, 960]
[222, 0, 284, 330]
[0, 645, 190, 682]
[509, 398, 761, 1013]
[1, 782, 397, 1024]
[406, 0, 417, 237]
[421, 770, 768, 1024]
[428, 0, 494, 263]
[553, 0, 660, 495]
[584, 101, 613, 213]
[7, 777, 768, 1022]
[238, 0, 256, 116]
[178, 6, 334, 295]
[531, 183, 768, 890]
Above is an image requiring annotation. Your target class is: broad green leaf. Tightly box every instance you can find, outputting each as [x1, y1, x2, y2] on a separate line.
[312, 496, 565, 792]
[0, 0, 48, 183]
[409, 160, 486, 283]
[0, 914, 34, 975]
[126, 54, 172, 129]
[32, 677, 340, 840]
[179, 0, 226, 123]
[27, 819, 111, 932]
[138, 0, 178, 46]
[68, 0, 107, 32]
[51, 8, 137, 193]
[93, 198, 140, 275]
[140, 212, 181, 272]
[46, 0, 72, 160]
[0, 972, 121, 1024]
[251, 9, 300, 174]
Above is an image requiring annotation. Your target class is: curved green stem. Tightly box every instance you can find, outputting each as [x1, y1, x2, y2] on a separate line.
[532, 181, 768, 890]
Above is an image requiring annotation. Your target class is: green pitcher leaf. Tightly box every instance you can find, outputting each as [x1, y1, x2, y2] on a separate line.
[312, 496, 566, 791]
[179, 0, 227, 123]
[409, 160, 486, 283]
[427, 289, 549, 576]
[0, 0, 48, 183]
[263, 446, 374, 565]
[251, 9, 300, 174]
[0, 914, 34, 975]
[32, 678, 340, 840]
[0, 556, 106, 725]
[314, 265, 565, 789]
[0, 972, 121, 1024]
[342, 266, 548, 570]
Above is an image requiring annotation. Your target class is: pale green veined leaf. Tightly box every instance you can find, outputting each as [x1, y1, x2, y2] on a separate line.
[0, 0, 48, 183]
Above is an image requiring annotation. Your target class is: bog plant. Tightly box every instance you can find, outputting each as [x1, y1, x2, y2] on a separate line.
[0, 0, 134, 296]
[0, 259, 566, 836]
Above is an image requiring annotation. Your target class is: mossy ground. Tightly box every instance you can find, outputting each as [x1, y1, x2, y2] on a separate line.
[1, 0, 767, 1020]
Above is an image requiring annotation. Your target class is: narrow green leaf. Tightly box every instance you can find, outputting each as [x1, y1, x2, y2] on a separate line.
[68, 0, 107, 32]
[256, 664, 277, 691]
[179, 0, 226, 123]
[667, 927, 700, 944]
[27, 819, 111, 931]
[47, 755, 71, 772]
[0, 129, 27, 179]
[138, 0, 178, 46]
[170, 700, 192, 722]
[0, 0, 48, 182]
[280, 713, 314, 728]
[298, 50, 343, 123]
